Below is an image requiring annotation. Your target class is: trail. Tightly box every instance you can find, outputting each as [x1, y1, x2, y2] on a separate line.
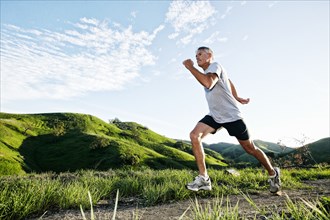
[31, 179, 330, 220]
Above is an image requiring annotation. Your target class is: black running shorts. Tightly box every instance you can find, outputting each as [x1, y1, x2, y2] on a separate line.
[199, 115, 250, 140]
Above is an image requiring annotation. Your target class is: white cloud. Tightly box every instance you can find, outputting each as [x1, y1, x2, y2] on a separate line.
[1, 19, 163, 101]
[168, 32, 179, 40]
[242, 35, 249, 41]
[166, 0, 217, 45]
[180, 34, 193, 45]
[203, 31, 228, 44]
[268, 1, 279, 8]
[153, 25, 165, 36]
[221, 6, 233, 19]
[80, 17, 99, 26]
[131, 11, 138, 18]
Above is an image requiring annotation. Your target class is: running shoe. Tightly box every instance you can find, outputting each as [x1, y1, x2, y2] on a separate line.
[269, 167, 281, 193]
[187, 175, 212, 191]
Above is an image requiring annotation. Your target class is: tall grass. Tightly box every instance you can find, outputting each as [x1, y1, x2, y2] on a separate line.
[0, 168, 329, 219]
[186, 194, 330, 220]
[79, 189, 330, 220]
[189, 195, 240, 220]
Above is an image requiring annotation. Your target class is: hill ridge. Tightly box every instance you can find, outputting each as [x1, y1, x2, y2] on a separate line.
[206, 137, 330, 166]
[1, 112, 329, 175]
[0, 112, 226, 175]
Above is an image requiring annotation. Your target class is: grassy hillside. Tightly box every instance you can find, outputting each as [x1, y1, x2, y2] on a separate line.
[206, 138, 329, 166]
[280, 137, 330, 165]
[205, 141, 288, 164]
[0, 112, 226, 176]
[307, 138, 330, 163]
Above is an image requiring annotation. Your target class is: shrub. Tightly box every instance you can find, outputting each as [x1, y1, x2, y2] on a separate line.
[119, 153, 140, 166]
[89, 137, 111, 150]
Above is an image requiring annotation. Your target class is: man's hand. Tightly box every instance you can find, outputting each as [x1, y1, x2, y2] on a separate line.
[236, 97, 250, 105]
[183, 59, 194, 70]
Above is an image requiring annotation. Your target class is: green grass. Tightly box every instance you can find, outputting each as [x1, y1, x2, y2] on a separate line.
[1, 112, 329, 219]
[0, 112, 227, 175]
[79, 190, 330, 220]
[0, 168, 329, 219]
[188, 195, 240, 219]
[186, 194, 330, 220]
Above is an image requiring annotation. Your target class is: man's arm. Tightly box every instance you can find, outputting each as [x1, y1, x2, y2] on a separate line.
[182, 59, 218, 89]
[229, 79, 250, 104]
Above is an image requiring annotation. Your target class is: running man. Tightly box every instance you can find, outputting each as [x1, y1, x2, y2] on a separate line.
[182, 46, 280, 193]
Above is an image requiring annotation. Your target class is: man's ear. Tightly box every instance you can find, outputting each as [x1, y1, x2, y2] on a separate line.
[207, 53, 212, 60]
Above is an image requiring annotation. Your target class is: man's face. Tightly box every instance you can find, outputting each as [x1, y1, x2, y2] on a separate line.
[196, 49, 211, 67]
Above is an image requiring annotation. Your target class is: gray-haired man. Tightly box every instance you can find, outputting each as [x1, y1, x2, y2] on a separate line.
[183, 46, 280, 193]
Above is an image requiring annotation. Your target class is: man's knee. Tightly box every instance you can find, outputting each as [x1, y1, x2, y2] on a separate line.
[190, 130, 201, 142]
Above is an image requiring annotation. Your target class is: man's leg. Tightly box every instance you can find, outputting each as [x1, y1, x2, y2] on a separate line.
[189, 122, 215, 177]
[187, 122, 215, 191]
[237, 139, 275, 176]
[238, 139, 281, 193]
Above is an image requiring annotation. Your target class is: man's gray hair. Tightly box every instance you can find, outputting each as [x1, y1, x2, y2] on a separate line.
[197, 46, 214, 59]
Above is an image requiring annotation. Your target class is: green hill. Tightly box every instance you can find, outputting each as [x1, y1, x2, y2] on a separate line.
[206, 138, 329, 166]
[280, 137, 330, 165]
[307, 138, 330, 163]
[0, 112, 227, 176]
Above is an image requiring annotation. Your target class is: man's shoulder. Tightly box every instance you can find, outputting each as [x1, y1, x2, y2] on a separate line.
[205, 62, 222, 74]
[210, 62, 220, 67]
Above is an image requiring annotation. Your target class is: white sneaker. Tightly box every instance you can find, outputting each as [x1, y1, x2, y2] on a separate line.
[269, 167, 281, 193]
[187, 175, 212, 191]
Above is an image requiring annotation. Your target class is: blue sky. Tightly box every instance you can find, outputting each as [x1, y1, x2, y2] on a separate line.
[1, 1, 329, 146]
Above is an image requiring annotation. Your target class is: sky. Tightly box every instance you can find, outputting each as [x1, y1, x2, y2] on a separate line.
[1, 0, 329, 147]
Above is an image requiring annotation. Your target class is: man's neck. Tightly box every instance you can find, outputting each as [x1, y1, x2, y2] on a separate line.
[201, 62, 211, 71]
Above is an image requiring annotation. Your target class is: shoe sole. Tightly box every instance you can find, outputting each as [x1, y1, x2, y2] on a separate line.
[186, 185, 212, 191]
[270, 185, 280, 193]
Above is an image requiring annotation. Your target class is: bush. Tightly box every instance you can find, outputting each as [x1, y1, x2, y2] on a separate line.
[89, 137, 111, 150]
[120, 153, 140, 166]
[52, 120, 66, 137]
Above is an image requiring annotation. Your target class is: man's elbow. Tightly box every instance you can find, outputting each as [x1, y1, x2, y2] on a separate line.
[205, 82, 215, 90]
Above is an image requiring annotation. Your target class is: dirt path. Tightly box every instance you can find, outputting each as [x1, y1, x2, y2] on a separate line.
[33, 179, 330, 220]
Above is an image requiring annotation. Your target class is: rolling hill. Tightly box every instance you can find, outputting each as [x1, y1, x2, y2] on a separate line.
[1, 112, 328, 176]
[207, 140, 295, 163]
[0, 112, 227, 176]
[279, 137, 330, 165]
[206, 138, 330, 166]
